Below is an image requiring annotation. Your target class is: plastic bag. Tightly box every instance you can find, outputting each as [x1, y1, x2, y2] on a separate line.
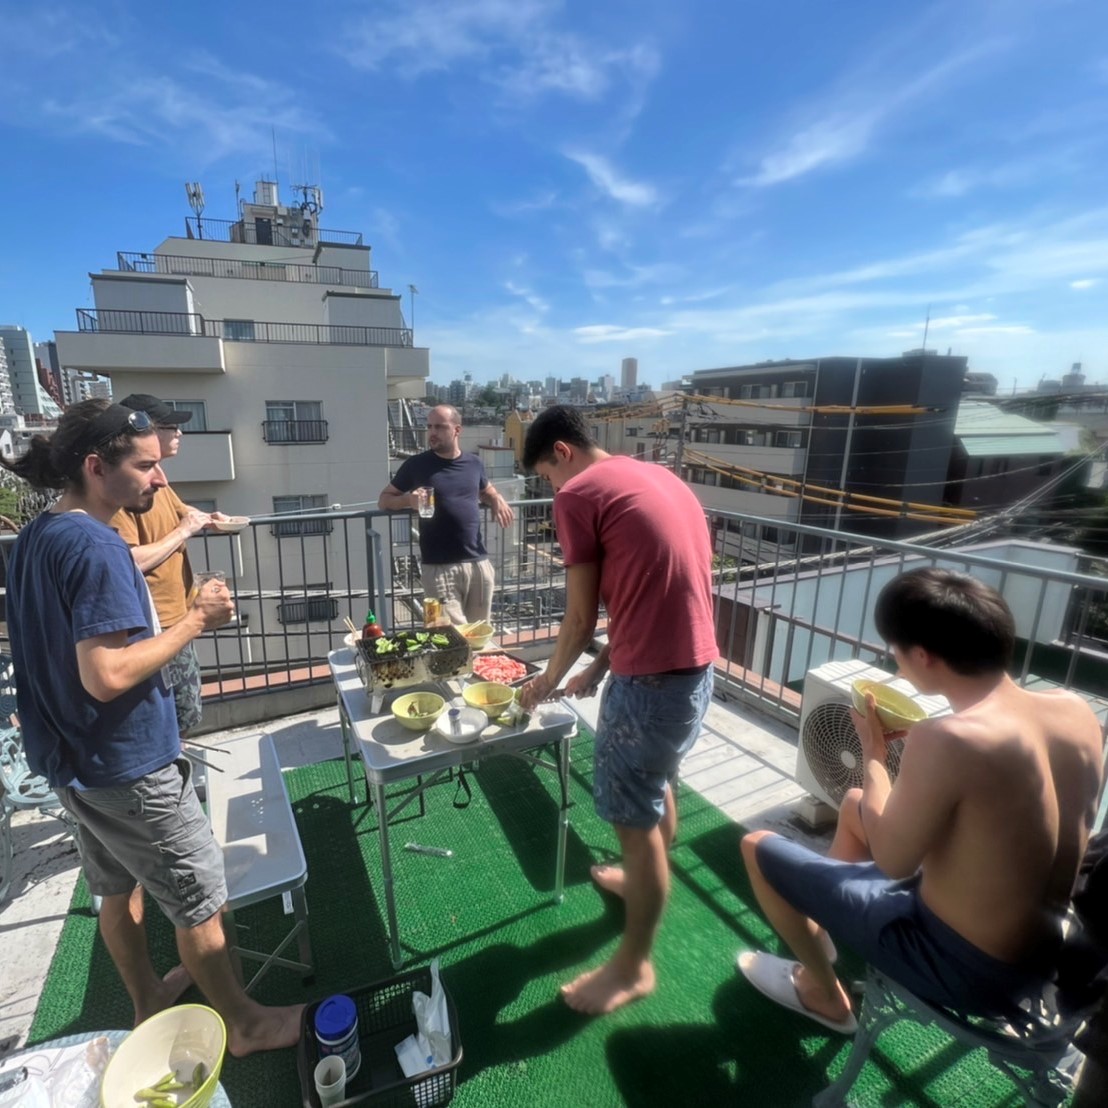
[394, 959, 452, 1077]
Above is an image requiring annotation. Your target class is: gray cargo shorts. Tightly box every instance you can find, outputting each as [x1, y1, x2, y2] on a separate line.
[56, 757, 227, 929]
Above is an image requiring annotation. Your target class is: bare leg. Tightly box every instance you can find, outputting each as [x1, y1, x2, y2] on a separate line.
[740, 830, 853, 1024]
[176, 908, 304, 1057]
[97, 886, 192, 1026]
[562, 820, 667, 1014]
[591, 782, 678, 898]
[828, 788, 870, 862]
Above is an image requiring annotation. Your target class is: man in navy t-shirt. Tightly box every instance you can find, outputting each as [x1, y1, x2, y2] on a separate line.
[378, 404, 514, 623]
[2, 400, 303, 1054]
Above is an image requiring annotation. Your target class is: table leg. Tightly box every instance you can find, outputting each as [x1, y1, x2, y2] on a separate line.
[375, 780, 403, 968]
[337, 695, 356, 803]
[554, 734, 571, 904]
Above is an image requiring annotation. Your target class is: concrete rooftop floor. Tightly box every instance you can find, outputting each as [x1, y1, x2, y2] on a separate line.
[0, 666, 823, 1058]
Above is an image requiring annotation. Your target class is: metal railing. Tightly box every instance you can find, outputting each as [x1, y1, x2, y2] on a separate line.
[76, 308, 203, 335]
[185, 216, 363, 247]
[2, 503, 1106, 726]
[118, 252, 378, 289]
[72, 310, 412, 348]
[261, 419, 329, 444]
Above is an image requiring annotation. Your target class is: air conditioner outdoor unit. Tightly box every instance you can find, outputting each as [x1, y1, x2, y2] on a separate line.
[796, 659, 949, 810]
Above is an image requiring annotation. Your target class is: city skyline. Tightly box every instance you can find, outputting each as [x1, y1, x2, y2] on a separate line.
[2, 1, 1108, 391]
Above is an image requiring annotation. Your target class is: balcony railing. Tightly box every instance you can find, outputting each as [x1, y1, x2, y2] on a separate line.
[205, 319, 413, 347]
[185, 216, 363, 247]
[3, 503, 1106, 726]
[76, 308, 203, 335]
[262, 419, 329, 444]
[73, 309, 412, 348]
[118, 251, 378, 289]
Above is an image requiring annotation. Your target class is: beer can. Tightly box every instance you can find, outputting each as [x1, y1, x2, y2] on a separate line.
[423, 597, 441, 626]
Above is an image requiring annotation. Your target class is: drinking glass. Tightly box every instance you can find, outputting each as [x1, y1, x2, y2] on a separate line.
[416, 487, 435, 519]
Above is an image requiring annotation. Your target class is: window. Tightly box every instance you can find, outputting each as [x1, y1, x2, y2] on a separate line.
[739, 383, 776, 399]
[272, 494, 332, 536]
[780, 381, 809, 398]
[263, 401, 326, 444]
[277, 596, 339, 625]
[223, 319, 256, 342]
[165, 400, 207, 431]
[775, 430, 803, 448]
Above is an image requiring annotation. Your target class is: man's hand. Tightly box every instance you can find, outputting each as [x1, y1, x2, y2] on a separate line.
[564, 659, 606, 699]
[191, 577, 235, 631]
[519, 671, 557, 711]
[850, 692, 903, 767]
[490, 497, 514, 528]
[178, 508, 212, 539]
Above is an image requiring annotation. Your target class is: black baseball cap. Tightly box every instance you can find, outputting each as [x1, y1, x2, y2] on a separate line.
[118, 393, 192, 426]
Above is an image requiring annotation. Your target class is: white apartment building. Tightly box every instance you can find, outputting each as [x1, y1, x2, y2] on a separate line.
[55, 180, 429, 667]
[0, 340, 12, 412]
[0, 325, 62, 418]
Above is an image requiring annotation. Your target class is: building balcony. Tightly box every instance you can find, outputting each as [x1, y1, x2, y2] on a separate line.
[66, 309, 413, 349]
[163, 431, 235, 482]
[55, 324, 225, 377]
[261, 419, 329, 445]
[117, 251, 378, 289]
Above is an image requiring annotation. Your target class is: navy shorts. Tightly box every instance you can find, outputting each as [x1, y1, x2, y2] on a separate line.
[593, 668, 712, 829]
[755, 834, 1058, 1015]
[57, 757, 227, 929]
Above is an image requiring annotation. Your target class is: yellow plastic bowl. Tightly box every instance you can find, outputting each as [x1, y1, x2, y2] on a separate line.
[851, 679, 928, 731]
[391, 691, 446, 731]
[463, 681, 515, 719]
[100, 1004, 226, 1108]
[459, 620, 495, 649]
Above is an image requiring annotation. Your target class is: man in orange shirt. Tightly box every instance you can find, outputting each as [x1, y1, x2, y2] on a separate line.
[110, 394, 230, 734]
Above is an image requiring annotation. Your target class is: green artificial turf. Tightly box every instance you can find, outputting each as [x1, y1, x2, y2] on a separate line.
[29, 732, 1033, 1106]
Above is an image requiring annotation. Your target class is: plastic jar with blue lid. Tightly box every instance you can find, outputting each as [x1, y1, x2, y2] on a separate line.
[315, 994, 361, 1080]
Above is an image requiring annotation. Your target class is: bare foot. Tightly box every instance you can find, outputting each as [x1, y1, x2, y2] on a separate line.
[590, 863, 626, 898]
[560, 960, 655, 1015]
[227, 1004, 306, 1057]
[134, 964, 194, 1026]
[792, 964, 853, 1025]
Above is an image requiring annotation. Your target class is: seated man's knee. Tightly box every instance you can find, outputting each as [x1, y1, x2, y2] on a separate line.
[740, 829, 773, 867]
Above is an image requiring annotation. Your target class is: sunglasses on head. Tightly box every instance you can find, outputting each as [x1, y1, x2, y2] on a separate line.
[73, 408, 155, 458]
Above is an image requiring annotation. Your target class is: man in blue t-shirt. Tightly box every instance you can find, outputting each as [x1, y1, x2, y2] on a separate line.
[2, 400, 303, 1055]
[378, 404, 514, 623]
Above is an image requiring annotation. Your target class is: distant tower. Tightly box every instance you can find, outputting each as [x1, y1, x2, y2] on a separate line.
[621, 357, 638, 389]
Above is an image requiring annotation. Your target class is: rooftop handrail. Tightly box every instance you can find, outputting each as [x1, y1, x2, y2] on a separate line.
[116, 251, 379, 289]
[184, 215, 363, 247]
[71, 309, 411, 347]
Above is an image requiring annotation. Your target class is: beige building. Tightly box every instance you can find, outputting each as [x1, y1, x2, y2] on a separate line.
[55, 181, 429, 665]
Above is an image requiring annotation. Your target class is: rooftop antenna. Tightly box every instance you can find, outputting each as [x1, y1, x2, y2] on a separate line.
[921, 303, 931, 352]
[185, 182, 206, 239]
[234, 179, 241, 217]
[271, 126, 280, 189]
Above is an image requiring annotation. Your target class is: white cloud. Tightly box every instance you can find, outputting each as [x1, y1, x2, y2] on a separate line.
[339, 0, 659, 106]
[504, 280, 549, 313]
[740, 114, 875, 187]
[1071, 278, 1099, 289]
[564, 151, 658, 207]
[573, 324, 671, 343]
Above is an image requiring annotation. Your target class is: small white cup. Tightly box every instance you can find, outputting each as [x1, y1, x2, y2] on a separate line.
[314, 1055, 346, 1108]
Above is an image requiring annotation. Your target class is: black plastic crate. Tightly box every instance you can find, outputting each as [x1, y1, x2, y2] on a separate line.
[297, 966, 462, 1108]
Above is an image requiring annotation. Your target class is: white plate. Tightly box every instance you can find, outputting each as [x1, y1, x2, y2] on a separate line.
[433, 707, 487, 744]
[211, 516, 250, 534]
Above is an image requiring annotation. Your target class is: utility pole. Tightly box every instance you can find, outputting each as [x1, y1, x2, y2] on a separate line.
[672, 394, 689, 477]
[408, 284, 418, 344]
[832, 359, 863, 534]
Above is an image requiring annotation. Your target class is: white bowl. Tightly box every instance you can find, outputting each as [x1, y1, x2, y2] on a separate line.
[211, 516, 249, 534]
[433, 706, 488, 744]
[99, 1004, 226, 1108]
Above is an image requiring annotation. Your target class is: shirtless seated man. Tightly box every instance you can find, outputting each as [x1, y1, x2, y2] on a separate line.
[738, 567, 1104, 1033]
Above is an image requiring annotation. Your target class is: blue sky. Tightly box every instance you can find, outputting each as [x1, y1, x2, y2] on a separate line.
[2, 0, 1107, 391]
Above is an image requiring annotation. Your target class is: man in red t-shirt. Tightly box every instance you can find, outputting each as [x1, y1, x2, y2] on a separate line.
[520, 405, 717, 1014]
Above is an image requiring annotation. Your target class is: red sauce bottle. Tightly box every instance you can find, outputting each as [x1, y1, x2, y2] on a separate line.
[362, 610, 384, 639]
